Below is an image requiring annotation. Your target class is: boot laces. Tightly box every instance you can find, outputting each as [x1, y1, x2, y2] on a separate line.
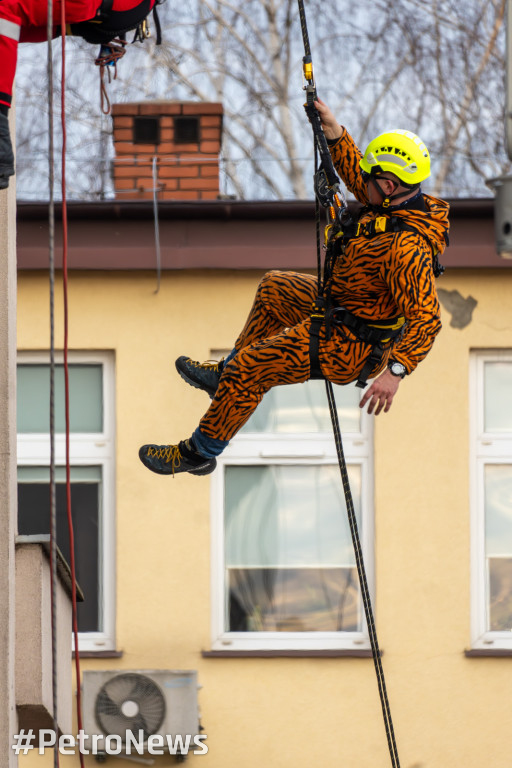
[189, 358, 224, 373]
[146, 443, 182, 473]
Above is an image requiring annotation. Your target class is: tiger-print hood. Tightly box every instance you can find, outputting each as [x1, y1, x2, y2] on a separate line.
[393, 193, 450, 256]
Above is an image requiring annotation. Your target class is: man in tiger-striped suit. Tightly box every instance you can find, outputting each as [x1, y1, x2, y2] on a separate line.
[139, 99, 450, 477]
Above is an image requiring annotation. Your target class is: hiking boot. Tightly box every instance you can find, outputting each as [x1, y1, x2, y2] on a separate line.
[139, 439, 216, 476]
[0, 111, 15, 190]
[175, 356, 225, 398]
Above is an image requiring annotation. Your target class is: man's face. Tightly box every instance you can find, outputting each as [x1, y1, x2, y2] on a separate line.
[365, 172, 401, 205]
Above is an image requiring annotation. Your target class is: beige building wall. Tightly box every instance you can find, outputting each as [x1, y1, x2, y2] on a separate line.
[17, 265, 512, 768]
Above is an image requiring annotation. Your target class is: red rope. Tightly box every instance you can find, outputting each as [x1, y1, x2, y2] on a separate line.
[95, 42, 126, 115]
[60, 5, 86, 765]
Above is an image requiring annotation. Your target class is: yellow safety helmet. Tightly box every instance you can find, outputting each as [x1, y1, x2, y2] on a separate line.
[360, 129, 430, 186]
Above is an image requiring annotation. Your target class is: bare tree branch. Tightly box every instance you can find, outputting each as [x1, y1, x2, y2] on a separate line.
[13, 0, 511, 200]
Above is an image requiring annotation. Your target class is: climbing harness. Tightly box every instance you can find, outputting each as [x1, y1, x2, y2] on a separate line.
[312, 199, 444, 385]
[297, 1, 401, 766]
[307, 186, 446, 385]
[307, 185, 445, 387]
[329, 308, 406, 388]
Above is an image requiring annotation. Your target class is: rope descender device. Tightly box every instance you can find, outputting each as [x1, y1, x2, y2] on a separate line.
[299, 34, 347, 234]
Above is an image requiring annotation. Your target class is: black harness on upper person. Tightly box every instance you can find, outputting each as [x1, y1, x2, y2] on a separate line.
[71, 0, 164, 45]
[73, 0, 165, 114]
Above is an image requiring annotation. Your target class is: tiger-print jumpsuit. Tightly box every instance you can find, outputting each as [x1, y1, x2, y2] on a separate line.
[195, 127, 450, 448]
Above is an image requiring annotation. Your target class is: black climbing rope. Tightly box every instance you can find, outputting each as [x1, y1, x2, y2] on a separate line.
[297, 2, 401, 766]
[46, 0, 59, 763]
[325, 384, 400, 768]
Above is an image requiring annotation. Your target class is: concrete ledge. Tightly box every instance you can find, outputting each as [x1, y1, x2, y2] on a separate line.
[15, 536, 82, 736]
[201, 649, 378, 658]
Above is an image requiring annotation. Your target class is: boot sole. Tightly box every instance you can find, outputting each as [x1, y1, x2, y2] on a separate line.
[189, 458, 217, 475]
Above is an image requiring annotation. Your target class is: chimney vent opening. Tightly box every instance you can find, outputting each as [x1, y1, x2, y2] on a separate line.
[174, 116, 200, 144]
[133, 116, 161, 145]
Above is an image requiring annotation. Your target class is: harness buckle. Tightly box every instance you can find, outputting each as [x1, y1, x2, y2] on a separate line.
[355, 344, 386, 389]
[374, 216, 388, 233]
[309, 299, 326, 380]
[310, 299, 325, 323]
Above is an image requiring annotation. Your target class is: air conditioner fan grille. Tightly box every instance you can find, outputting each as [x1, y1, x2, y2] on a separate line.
[95, 672, 166, 741]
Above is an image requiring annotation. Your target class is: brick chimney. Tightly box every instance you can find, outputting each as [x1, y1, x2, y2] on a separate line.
[111, 101, 223, 200]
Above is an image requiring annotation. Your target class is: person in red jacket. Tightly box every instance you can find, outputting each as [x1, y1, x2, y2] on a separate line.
[0, 0, 159, 189]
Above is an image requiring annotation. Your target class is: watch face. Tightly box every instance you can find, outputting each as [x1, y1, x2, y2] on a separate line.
[390, 362, 406, 376]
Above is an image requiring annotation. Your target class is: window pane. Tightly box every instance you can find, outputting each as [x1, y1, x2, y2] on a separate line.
[18, 466, 101, 483]
[484, 362, 512, 432]
[17, 364, 103, 433]
[228, 567, 358, 632]
[225, 464, 362, 632]
[485, 464, 512, 556]
[240, 380, 361, 434]
[488, 558, 512, 631]
[17, 466, 101, 633]
[484, 464, 512, 631]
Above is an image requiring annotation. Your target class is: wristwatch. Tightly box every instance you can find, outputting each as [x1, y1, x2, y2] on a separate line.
[388, 361, 407, 378]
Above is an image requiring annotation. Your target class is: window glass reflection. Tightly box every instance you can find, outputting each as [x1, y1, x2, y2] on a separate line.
[17, 364, 103, 433]
[240, 380, 361, 434]
[17, 465, 101, 632]
[225, 465, 362, 632]
[484, 464, 512, 631]
[484, 362, 512, 433]
[485, 464, 512, 556]
[488, 558, 512, 631]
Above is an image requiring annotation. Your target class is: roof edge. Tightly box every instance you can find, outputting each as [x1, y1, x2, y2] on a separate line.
[15, 197, 495, 222]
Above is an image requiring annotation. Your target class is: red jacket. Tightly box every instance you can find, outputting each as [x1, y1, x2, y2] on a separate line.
[0, 0, 156, 106]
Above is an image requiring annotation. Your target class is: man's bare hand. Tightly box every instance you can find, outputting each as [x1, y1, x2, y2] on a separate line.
[359, 370, 402, 415]
[313, 98, 343, 141]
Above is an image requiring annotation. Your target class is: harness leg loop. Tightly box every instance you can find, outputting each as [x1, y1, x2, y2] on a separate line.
[309, 298, 325, 380]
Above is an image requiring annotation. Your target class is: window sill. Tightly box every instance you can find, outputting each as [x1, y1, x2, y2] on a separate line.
[202, 649, 377, 658]
[465, 648, 512, 657]
[73, 650, 124, 659]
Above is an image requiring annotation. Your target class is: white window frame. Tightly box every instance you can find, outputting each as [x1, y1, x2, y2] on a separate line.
[210, 385, 374, 652]
[470, 350, 512, 651]
[17, 350, 116, 652]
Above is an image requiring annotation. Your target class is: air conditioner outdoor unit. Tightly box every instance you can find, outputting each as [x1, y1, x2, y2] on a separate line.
[82, 670, 203, 759]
